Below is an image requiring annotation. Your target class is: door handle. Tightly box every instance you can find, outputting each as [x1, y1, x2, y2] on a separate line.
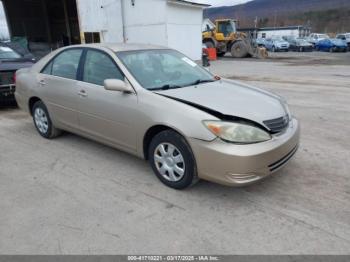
[78, 89, 88, 97]
[39, 80, 46, 86]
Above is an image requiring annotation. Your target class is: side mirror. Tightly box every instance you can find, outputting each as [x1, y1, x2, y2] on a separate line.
[104, 79, 133, 93]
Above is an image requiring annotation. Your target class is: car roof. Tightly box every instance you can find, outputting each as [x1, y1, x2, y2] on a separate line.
[70, 43, 169, 52]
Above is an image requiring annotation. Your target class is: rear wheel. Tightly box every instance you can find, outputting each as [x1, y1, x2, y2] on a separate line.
[272, 46, 276, 52]
[231, 41, 248, 58]
[148, 130, 198, 189]
[32, 101, 61, 139]
[217, 52, 226, 57]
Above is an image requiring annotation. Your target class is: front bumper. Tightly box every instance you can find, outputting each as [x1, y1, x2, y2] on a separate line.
[188, 118, 300, 186]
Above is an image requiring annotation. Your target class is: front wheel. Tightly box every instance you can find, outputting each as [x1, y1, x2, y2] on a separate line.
[272, 46, 276, 52]
[32, 101, 61, 139]
[148, 130, 198, 189]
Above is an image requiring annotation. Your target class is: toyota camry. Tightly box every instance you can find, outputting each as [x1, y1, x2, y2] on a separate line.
[15, 44, 300, 189]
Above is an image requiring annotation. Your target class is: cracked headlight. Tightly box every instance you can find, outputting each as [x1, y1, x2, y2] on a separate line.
[203, 121, 272, 144]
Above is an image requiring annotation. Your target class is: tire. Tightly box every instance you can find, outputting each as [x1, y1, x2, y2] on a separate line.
[217, 52, 226, 57]
[231, 41, 249, 58]
[272, 46, 276, 52]
[299, 47, 303, 52]
[148, 130, 198, 189]
[0, 95, 17, 108]
[32, 100, 61, 139]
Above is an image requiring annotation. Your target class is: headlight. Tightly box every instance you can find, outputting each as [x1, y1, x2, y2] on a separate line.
[281, 101, 292, 121]
[203, 121, 271, 144]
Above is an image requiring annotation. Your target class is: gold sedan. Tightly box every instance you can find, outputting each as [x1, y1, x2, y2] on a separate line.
[15, 44, 299, 189]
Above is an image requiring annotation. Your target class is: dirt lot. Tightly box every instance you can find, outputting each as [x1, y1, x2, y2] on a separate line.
[1, 52, 350, 254]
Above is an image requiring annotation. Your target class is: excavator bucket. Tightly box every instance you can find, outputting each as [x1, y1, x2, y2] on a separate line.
[242, 37, 268, 59]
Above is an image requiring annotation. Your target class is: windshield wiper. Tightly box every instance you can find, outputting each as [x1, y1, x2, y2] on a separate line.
[186, 79, 216, 87]
[151, 84, 182, 91]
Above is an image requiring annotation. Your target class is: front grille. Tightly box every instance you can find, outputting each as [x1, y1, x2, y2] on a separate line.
[263, 115, 289, 133]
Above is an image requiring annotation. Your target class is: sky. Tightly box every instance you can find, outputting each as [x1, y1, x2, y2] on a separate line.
[196, 0, 251, 7]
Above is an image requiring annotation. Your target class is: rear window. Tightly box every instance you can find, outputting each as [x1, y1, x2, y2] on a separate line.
[0, 46, 21, 59]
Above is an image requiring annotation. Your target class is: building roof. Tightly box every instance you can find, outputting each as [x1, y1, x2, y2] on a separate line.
[167, 0, 211, 7]
[259, 26, 311, 31]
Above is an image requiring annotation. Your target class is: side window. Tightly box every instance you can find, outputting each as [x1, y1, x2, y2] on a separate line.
[83, 50, 124, 86]
[42, 61, 53, 75]
[51, 49, 83, 80]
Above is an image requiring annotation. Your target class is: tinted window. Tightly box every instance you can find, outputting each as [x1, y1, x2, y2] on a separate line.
[83, 50, 123, 86]
[51, 49, 83, 80]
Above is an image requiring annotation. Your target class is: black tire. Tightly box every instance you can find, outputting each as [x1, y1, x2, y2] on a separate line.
[0, 96, 17, 108]
[217, 52, 226, 57]
[32, 100, 61, 139]
[231, 41, 249, 58]
[148, 130, 198, 189]
[272, 46, 276, 52]
[299, 47, 303, 52]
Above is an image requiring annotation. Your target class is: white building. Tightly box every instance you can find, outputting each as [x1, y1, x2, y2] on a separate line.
[1, 0, 209, 60]
[257, 26, 311, 39]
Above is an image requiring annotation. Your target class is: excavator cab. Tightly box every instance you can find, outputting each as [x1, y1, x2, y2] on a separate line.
[216, 19, 237, 39]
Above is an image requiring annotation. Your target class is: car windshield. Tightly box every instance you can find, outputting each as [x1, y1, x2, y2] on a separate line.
[331, 39, 345, 45]
[0, 46, 21, 60]
[296, 39, 309, 44]
[117, 49, 215, 90]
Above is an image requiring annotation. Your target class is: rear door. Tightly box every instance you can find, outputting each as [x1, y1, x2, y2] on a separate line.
[76, 48, 138, 152]
[39, 48, 83, 130]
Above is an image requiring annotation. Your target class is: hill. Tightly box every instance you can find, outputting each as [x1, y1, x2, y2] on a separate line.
[204, 0, 350, 33]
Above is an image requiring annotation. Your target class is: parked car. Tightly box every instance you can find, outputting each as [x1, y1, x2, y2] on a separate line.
[264, 37, 290, 52]
[315, 38, 348, 52]
[0, 44, 35, 106]
[306, 33, 330, 46]
[288, 38, 313, 52]
[336, 33, 350, 51]
[255, 38, 267, 47]
[15, 44, 299, 189]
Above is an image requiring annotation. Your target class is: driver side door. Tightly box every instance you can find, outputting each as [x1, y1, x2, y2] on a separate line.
[77, 48, 138, 152]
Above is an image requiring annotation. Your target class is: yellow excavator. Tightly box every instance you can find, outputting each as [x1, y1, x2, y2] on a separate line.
[202, 19, 267, 58]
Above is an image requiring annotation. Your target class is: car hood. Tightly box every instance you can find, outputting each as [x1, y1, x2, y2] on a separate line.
[156, 79, 286, 125]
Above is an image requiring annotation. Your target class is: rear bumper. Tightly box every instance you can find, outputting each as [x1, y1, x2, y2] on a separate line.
[0, 85, 16, 102]
[189, 118, 300, 186]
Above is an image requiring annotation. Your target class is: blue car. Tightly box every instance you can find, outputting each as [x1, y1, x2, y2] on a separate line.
[315, 38, 348, 52]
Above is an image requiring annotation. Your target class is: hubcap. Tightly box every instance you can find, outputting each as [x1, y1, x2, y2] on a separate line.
[154, 143, 185, 182]
[34, 108, 49, 134]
